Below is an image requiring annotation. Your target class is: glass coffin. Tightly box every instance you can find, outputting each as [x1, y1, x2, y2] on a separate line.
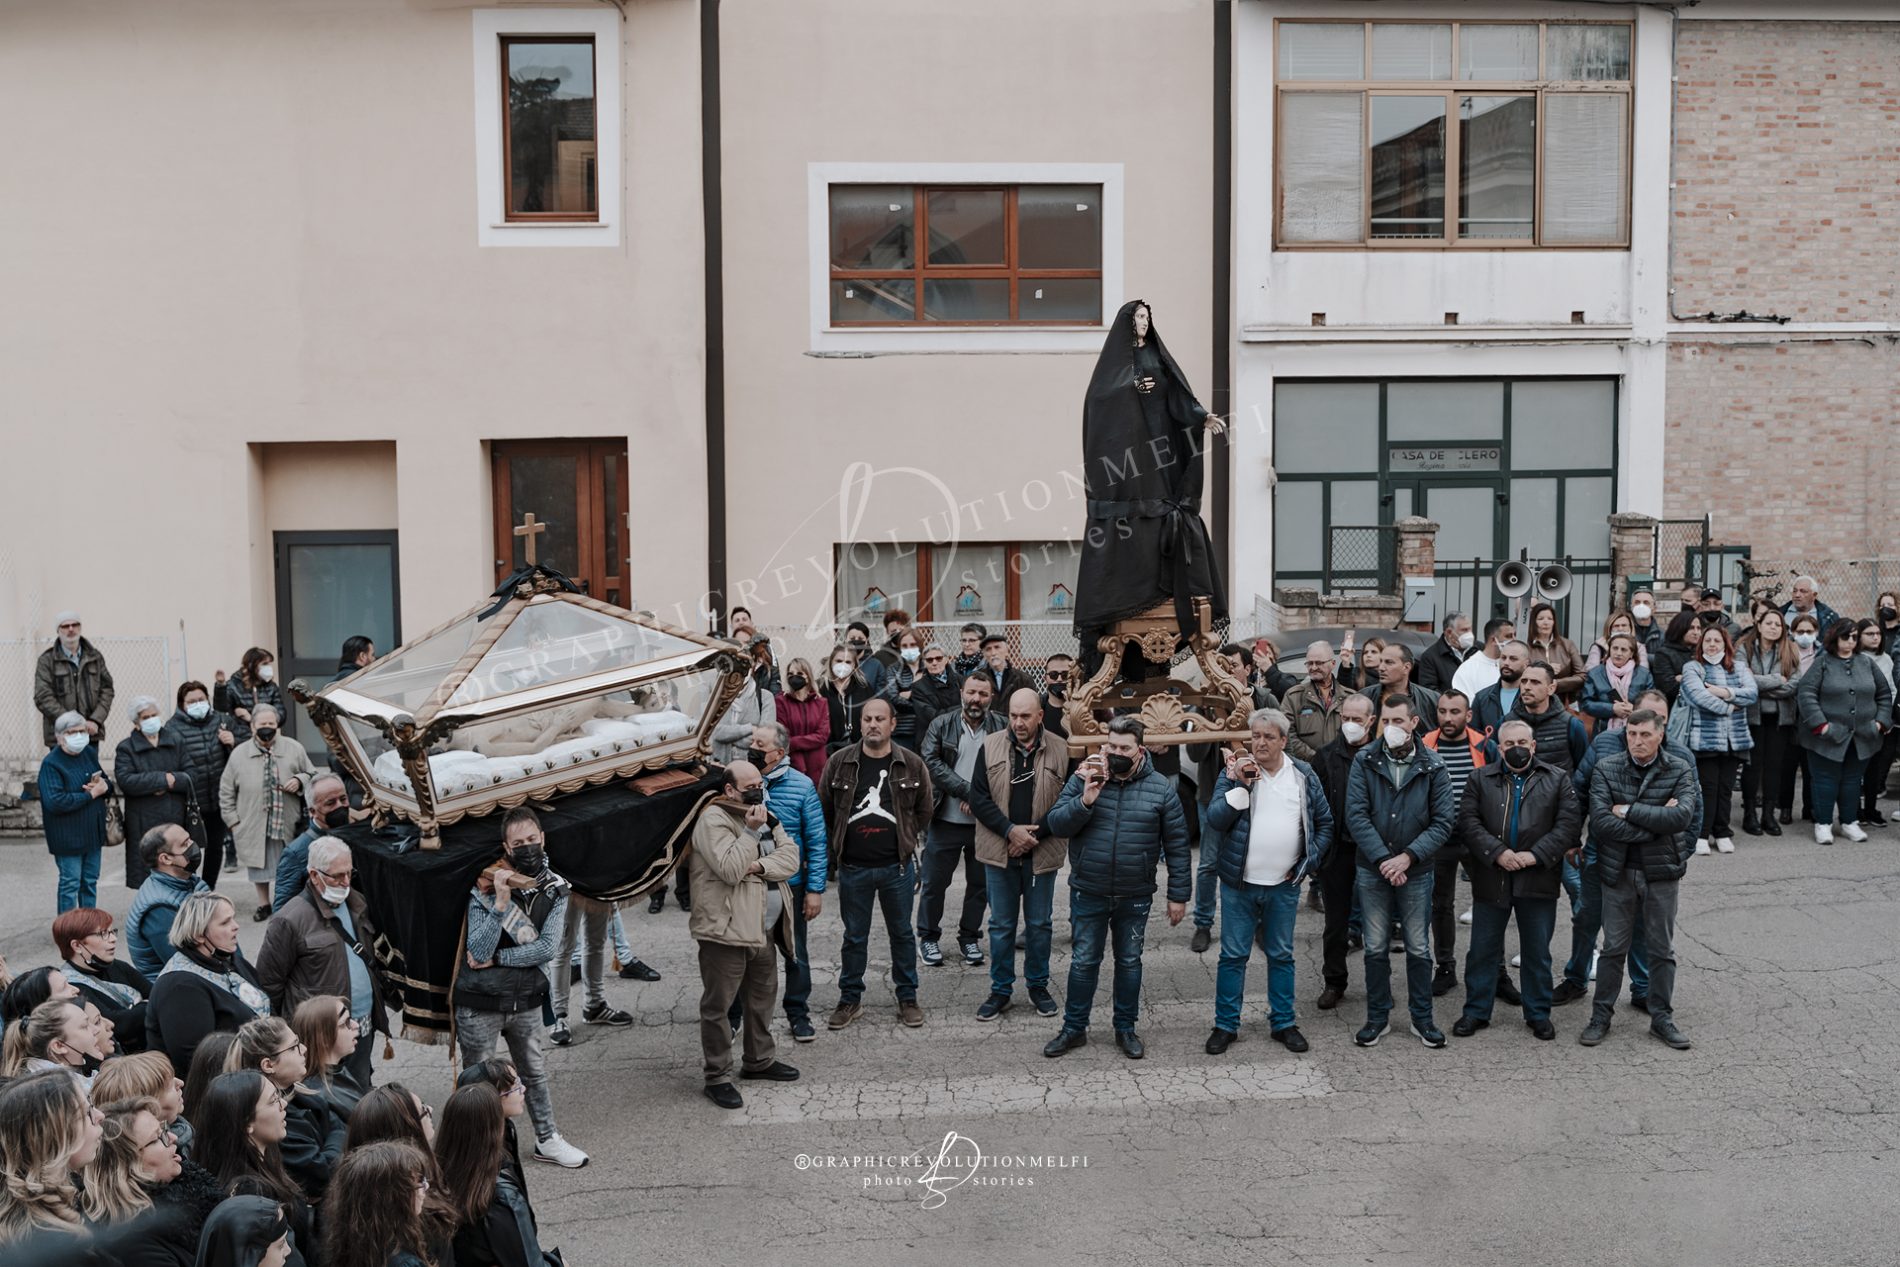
[291, 573, 748, 840]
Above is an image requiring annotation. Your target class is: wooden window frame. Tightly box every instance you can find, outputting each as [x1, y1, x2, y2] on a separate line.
[499, 34, 600, 224]
[1273, 19, 1633, 251]
[834, 541, 1094, 622]
[828, 184, 1104, 327]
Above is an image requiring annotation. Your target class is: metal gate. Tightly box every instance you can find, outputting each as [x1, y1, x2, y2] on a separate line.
[1434, 556, 1613, 647]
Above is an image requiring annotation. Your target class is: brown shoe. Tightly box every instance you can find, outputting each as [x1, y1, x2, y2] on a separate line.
[898, 998, 925, 1028]
[1316, 986, 1345, 1010]
[826, 1001, 863, 1031]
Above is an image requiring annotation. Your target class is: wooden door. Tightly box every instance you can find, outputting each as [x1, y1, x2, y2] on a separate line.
[491, 440, 631, 606]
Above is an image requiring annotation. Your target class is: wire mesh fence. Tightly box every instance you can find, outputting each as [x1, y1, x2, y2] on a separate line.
[1653, 517, 1711, 589]
[1325, 525, 1398, 594]
[0, 636, 174, 784]
[1737, 560, 1900, 621]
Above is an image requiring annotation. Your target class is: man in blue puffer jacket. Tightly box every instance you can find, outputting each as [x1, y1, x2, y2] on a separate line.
[1041, 716, 1190, 1061]
[742, 721, 829, 1044]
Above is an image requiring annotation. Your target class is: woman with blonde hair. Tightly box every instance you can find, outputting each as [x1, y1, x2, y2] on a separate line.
[0, 997, 110, 1086]
[820, 641, 876, 757]
[146, 890, 268, 1074]
[229, 1016, 346, 1201]
[93, 1049, 193, 1156]
[774, 655, 831, 782]
[0, 1068, 102, 1248]
[1585, 608, 1651, 670]
[81, 1095, 225, 1267]
[290, 994, 368, 1119]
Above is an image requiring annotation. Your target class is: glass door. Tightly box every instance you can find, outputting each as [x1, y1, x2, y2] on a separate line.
[491, 440, 632, 606]
[273, 531, 402, 753]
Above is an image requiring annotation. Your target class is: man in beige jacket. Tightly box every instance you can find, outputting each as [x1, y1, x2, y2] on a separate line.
[689, 760, 802, 1110]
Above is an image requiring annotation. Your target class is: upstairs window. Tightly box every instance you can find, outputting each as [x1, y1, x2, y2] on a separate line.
[1276, 21, 1631, 248]
[501, 36, 598, 222]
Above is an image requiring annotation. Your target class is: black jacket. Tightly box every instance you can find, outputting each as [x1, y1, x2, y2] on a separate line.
[921, 707, 1007, 816]
[65, 956, 151, 1052]
[1457, 760, 1583, 906]
[1044, 758, 1191, 901]
[910, 671, 962, 733]
[1506, 699, 1590, 772]
[281, 1087, 348, 1201]
[146, 948, 266, 1074]
[450, 1165, 548, 1267]
[1313, 738, 1366, 868]
[95, 1159, 226, 1267]
[1651, 640, 1694, 704]
[163, 709, 235, 825]
[214, 676, 285, 744]
[1416, 637, 1470, 692]
[113, 730, 192, 852]
[980, 663, 1036, 717]
[1587, 748, 1700, 883]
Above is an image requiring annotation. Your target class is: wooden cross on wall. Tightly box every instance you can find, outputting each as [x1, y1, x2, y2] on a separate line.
[514, 513, 547, 566]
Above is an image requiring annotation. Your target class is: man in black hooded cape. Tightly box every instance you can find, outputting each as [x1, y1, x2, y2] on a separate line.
[1073, 299, 1227, 670]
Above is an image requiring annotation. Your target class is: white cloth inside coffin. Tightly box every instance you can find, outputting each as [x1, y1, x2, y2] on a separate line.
[369, 710, 695, 794]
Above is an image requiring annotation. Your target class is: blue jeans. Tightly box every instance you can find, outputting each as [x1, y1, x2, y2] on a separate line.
[836, 861, 920, 1005]
[1810, 749, 1868, 826]
[1357, 867, 1435, 1027]
[1561, 856, 1583, 915]
[1063, 890, 1152, 1033]
[54, 850, 100, 914]
[1192, 801, 1220, 928]
[1463, 897, 1558, 1022]
[984, 858, 1056, 998]
[1564, 853, 1649, 998]
[571, 910, 635, 967]
[1214, 878, 1301, 1033]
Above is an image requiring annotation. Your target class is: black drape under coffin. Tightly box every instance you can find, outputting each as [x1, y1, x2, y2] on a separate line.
[1072, 300, 1227, 655]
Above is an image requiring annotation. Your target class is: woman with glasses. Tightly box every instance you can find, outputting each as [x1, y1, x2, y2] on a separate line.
[81, 1095, 225, 1267]
[194, 1070, 311, 1258]
[0, 1069, 102, 1249]
[881, 627, 939, 752]
[231, 1016, 346, 1202]
[290, 994, 368, 1120]
[322, 1141, 440, 1267]
[95, 1050, 195, 1158]
[454, 1059, 530, 1193]
[773, 656, 832, 784]
[438, 1082, 558, 1267]
[147, 892, 268, 1075]
[54, 906, 152, 1052]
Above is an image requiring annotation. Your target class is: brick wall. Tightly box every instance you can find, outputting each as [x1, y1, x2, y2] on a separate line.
[1672, 21, 1899, 320]
[1664, 340, 1900, 558]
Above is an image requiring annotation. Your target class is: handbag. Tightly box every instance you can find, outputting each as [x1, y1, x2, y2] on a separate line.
[104, 795, 125, 848]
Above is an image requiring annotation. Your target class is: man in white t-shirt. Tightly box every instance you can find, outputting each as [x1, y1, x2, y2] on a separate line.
[1451, 617, 1516, 700]
[1200, 708, 1333, 1057]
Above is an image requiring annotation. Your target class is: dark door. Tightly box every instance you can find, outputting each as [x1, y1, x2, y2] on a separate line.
[491, 440, 631, 606]
[274, 531, 402, 755]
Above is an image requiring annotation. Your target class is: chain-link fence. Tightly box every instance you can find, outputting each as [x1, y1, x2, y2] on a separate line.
[0, 636, 174, 787]
[1737, 560, 1900, 621]
[1325, 525, 1398, 594]
[1653, 516, 1711, 589]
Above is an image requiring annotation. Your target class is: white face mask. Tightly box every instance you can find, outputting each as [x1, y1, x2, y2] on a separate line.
[1703, 650, 1724, 664]
[1631, 603, 1653, 621]
[139, 716, 163, 737]
[61, 732, 90, 754]
[1456, 631, 1474, 651]
[1794, 633, 1816, 649]
[1383, 723, 1411, 750]
[900, 647, 921, 663]
[1340, 721, 1368, 746]
[185, 701, 211, 721]
[319, 884, 350, 906]
[257, 664, 275, 682]
[831, 661, 853, 680]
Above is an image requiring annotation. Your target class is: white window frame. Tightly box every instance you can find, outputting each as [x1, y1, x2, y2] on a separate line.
[808, 162, 1124, 355]
[472, 8, 620, 248]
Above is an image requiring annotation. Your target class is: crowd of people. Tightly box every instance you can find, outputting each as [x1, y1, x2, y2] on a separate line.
[9, 580, 1895, 1257]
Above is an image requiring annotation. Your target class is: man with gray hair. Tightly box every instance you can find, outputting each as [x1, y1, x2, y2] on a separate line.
[1781, 575, 1840, 636]
[1201, 708, 1333, 1055]
[1282, 640, 1349, 762]
[1418, 612, 1475, 693]
[272, 773, 352, 913]
[256, 835, 388, 1086]
[34, 610, 114, 748]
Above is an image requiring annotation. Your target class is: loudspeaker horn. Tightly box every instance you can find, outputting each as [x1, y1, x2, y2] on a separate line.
[1494, 560, 1533, 600]
[1536, 564, 1574, 602]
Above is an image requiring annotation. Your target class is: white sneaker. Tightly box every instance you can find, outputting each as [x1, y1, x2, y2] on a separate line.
[533, 1133, 589, 1168]
[1713, 837, 1735, 854]
[1458, 909, 1473, 925]
[1510, 953, 1522, 968]
[1588, 949, 1599, 982]
[1693, 838, 1710, 856]
[1840, 822, 1869, 843]
[1815, 824, 1835, 845]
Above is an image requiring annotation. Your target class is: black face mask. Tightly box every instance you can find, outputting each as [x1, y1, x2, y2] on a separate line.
[739, 786, 766, 806]
[1503, 746, 1534, 772]
[1882, 608, 1897, 625]
[1105, 752, 1135, 777]
[744, 748, 769, 769]
[787, 674, 809, 691]
[321, 805, 351, 830]
[179, 843, 204, 873]
[254, 727, 278, 743]
[508, 845, 547, 877]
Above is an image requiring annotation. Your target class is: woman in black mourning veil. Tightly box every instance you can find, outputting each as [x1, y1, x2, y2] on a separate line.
[1073, 299, 1228, 674]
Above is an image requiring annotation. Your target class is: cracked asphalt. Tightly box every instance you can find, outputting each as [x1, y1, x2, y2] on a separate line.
[5, 834, 1896, 1267]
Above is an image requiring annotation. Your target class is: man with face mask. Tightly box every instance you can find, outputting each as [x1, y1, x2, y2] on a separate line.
[741, 722, 827, 1042]
[126, 824, 211, 981]
[1418, 613, 1475, 693]
[1313, 693, 1377, 1009]
[918, 674, 1004, 967]
[1627, 591, 1666, 663]
[710, 650, 778, 767]
[690, 761, 803, 1110]
[1506, 663, 1590, 773]
[255, 836, 388, 1087]
[844, 621, 887, 695]
[455, 806, 589, 1168]
[1471, 640, 1533, 736]
[1452, 721, 1582, 1040]
[1343, 696, 1457, 1048]
[1419, 690, 1501, 1000]
[271, 774, 351, 913]
[34, 611, 115, 749]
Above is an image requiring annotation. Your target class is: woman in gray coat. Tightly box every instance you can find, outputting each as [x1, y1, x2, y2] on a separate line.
[1796, 620, 1893, 845]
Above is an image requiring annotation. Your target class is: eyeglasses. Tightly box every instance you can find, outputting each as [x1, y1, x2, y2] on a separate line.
[269, 1039, 307, 1060]
[87, 927, 119, 940]
[268, 1088, 291, 1109]
[139, 1132, 178, 1157]
[502, 1081, 526, 1097]
[314, 868, 352, 886]
[337, 1014, 361, 1030]
[419, 1104, 434, 1120]
[417, 1176, 432, 1193]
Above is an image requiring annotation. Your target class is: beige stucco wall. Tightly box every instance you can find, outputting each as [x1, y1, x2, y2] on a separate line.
[0, 1, 707, 684]
[716, 0, 1217, 635]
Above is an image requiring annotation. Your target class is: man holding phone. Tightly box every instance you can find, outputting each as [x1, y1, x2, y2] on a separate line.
[1041, 717, 1190, 1060]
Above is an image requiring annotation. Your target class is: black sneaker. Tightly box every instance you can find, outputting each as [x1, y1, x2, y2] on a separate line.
[789, 1017, 816, 1043]
[1353, 1020, 1390, 1048]
[1451, 1016, 1489, 1037]
[677, 897, 691, 913]
[1028, 986, 1059, 1017]
[1431, 964, 1457, 997]
[1528, 1018, 1556, 1041]
[704, 1083, 743, 1110]
[648, 893, 665, 914]
[1190, 926, 1212, 954]
[959, 939, 985, 967]
[582, 1002, 633, 1028]
[1551, 979, 1588, 1006]
[1411, 1021, 1448, 1049]
[1205, 1026, 1237, 1055]
[1649, 1017, 1692, 1050]
[740, 1060, 801, 1081]
[1114, 1029, 1145, 1060]
[1578, 1015, 1612, 1046]
[618, 959, 662, 981]
[549, 1017, 573, 1046]
[975, 993, 1011, 1022]
[919, 940, 945, 967]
